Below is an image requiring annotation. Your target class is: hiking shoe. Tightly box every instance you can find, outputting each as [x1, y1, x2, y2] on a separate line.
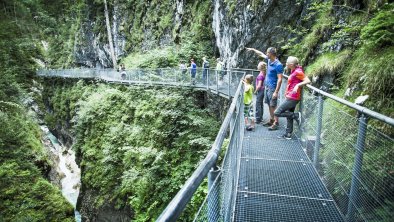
[268, 123, 279, 131]
[246, 126, 254, 131]
[294, 112, 302, 126]
[262, 119, 274, 127]
[277, 133, 292, 140]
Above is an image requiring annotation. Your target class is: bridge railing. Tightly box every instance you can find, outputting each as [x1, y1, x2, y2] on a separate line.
[156, 71, 246, 221]
[37, 68, 246, 97]
[298, 83, 394, 222]
[192, 71, 394, 222]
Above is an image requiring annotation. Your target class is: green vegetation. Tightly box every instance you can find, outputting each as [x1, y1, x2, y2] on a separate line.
[121, 42, 215, 69]
[42, 80, 220, 221]
[120, 0, 214, 67]
[291, 1, 394, 220]
[344, 3, 394, 123]
[286, 1, 393, 119]
[1, 0, 393, 221]
[305, 50, 351, 81]
[284, 1, 334, 64]
[122, 47, 178, 68]
[0, 102, 74, 221]
[0, 1, 76, 221]
[43, 0, 216, 68]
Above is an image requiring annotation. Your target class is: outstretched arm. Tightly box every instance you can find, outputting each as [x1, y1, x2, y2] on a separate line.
[245, 47, 267, 59]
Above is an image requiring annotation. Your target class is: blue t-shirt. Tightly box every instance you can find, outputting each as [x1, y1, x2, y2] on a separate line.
[264, 59, 283, 89]
[191, 63, 197, 75]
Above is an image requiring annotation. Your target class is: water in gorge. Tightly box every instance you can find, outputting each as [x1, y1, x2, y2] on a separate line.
[41, 126, 81, 222]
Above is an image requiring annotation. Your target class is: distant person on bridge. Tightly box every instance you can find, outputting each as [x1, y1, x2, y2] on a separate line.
[202, 57, 209, 84]
[245, 47, 283, 131]
[179, 60, 187, 81]
[254, 61, 267, 124]
[118, 63, 126, 80]
[275, 56, 310, 139]
[190, 59, 197, 85]
[216, 58, 224, 84]
[243, 74, 255, 131]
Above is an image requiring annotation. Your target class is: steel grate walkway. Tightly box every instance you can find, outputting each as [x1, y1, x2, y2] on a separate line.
[234, 122, 344, 221]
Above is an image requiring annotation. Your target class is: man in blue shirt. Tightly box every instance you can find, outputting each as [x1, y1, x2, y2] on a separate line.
[190, 59, 197, 85]
[246, 47, 283, 130]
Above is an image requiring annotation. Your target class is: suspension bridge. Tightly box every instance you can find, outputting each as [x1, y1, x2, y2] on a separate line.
[38, 68, 394, 222]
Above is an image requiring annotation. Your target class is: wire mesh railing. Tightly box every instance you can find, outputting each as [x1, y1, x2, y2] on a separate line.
[299, 86, 394, 222]
[156, 71, 245, 221]
[37, 68, 246, 97]
[193, 92, 244, 222]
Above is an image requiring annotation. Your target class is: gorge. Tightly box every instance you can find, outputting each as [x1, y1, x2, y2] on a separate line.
[0, 0, 393, 221]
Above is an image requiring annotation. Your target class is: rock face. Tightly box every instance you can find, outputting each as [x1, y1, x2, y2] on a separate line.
[77, 187, 132, 222]
[74, 15, 126, 68]
[213, 0, 307, 69]
[74, 0, 308, 69]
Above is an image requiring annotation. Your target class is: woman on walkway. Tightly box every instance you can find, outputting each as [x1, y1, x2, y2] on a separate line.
[274, 56, 310, 139]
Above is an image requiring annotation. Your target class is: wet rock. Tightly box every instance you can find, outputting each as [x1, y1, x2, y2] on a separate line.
[78, 189, 132, 222]
[213, 0, 308, 68]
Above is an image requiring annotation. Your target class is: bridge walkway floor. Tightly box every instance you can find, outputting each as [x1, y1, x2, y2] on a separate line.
[233, 116, 344, 222]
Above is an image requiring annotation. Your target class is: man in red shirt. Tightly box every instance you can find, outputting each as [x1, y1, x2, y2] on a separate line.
[274, 56, 311, 139]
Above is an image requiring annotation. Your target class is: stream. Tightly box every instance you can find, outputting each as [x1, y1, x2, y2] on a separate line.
[41, 126, 82, 222]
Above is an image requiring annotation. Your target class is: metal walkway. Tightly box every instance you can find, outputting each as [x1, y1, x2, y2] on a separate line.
[235, 122, 344, 221]
[37, 68, 394, 222]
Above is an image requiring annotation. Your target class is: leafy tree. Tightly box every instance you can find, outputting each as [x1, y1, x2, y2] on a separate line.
[42, 80, 221, 221]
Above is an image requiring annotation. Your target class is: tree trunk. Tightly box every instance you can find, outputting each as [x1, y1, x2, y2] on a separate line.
[113, 0, 119, 57]
[103, 0, 117, 68]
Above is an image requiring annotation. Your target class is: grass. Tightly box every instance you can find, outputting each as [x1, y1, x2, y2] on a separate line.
[288, 1, 335, 64]
[121, 47, 178, 68]
[306, 49, 352, 78]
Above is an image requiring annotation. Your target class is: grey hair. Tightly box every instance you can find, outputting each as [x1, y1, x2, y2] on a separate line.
[286, 56, 299, 65]
[267, 47, 277, 56]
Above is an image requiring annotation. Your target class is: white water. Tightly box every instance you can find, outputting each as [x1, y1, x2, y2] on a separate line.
[41, 126, 81, 222]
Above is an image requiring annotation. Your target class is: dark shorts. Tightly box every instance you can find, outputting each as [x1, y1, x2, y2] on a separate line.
[244, 103, 254, 118]
[264, 87, 278, 107]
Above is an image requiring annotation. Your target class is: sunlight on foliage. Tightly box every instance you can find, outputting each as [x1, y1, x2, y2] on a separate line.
[306, 50, 351, 79]
[43, 80, 221, 221]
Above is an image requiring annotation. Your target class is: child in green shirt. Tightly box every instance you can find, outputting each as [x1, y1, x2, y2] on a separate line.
[243, 74, 255, 131]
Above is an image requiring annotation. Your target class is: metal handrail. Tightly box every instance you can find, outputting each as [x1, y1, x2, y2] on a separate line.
[37, 66, 394, 130]
[276, 73, 394, 126]
[238, 68, 393, 125]
[156, 73, 245, 222]
[305, 84, 394, 126]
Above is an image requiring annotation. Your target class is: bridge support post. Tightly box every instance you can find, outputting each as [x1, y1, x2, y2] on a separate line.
[207, 70, 210, 90]
[208, 166, 220, 222]
[313, 95, 324, 168]
[228, 70, 231, 96]
[175, 68, 178, 83]
[346, 113, 368, 222]
[216, 70, 219, 93]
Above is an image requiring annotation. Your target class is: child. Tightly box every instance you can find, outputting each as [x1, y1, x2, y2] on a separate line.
[243, 74, 255, 131]
[255, 62, 266, 124]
